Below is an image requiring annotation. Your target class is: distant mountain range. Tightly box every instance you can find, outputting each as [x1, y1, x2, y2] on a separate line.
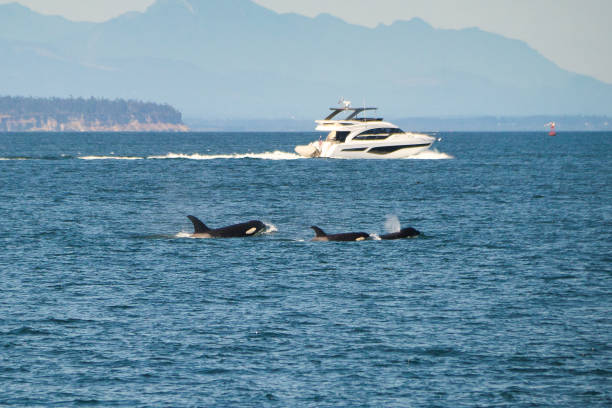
[1, 0, 612, 121]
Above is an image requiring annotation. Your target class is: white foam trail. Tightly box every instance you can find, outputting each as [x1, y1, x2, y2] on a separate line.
[78, 155, 143, 160]
[0, 158, 27, 161]
[384, 214, 401, 233]
[147, 151, 303, 160]
[406, 148, 454, 160]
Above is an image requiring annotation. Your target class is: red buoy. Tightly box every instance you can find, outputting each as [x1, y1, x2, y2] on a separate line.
[548, 122, 556, 136]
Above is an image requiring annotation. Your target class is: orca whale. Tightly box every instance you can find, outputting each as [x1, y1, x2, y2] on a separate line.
[187, 215, 266, 238]
[379, 226, 420, 240]
[310, 226, 370, 242]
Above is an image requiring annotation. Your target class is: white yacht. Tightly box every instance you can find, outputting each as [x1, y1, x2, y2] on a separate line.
[295, 101, 436, 159]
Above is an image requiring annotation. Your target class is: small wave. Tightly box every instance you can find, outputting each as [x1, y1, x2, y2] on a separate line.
[423, 346, 460, 356]
[147, 151, 303, 160]
[133, 233, 178, 240]
[406, 148, 454, 160]
[107, 304, 135, 310]
[78, 155, 144, 160]
[4, 326, 51, 336]
[44, 317, 95, 325]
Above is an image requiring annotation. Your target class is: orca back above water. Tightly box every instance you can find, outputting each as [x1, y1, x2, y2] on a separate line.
[310, 226, 370, 242]
[379, 226, 420, 240]
[187, 215, 266, 238]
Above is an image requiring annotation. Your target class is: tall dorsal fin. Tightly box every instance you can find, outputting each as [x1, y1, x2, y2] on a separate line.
[187, 215, 210, 233]
[310, 226, 326, 237]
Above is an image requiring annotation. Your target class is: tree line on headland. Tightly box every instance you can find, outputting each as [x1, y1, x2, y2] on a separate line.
[0, 96, 187, 132]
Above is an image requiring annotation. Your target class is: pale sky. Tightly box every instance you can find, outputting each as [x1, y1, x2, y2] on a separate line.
[2, 0, 611, 84]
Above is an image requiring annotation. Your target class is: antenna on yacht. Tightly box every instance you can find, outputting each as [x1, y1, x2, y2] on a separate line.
[338, 97, 351, 109]
[363, 98, 366, 120]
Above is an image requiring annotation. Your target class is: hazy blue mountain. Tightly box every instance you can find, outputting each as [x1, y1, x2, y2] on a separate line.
[1, 0, 611, 119]
[0, 2, 92, 44]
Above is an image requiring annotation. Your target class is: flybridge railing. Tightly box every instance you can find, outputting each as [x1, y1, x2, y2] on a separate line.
[317, 117, 384, 125]
[324, 107, 379, 120]
[352, 117, 384, 122]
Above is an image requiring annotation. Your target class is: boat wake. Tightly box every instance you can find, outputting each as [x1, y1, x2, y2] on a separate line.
[147, 151, 303, 160]
[75, 151, 302, 160]
[3, 149, 451, 161]
[404, 149, 454, 160]
[79, 155, 143, 160]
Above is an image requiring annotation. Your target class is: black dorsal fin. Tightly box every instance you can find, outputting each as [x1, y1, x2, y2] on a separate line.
[310, 226, 326, 237]
[187, 215, 210, 233]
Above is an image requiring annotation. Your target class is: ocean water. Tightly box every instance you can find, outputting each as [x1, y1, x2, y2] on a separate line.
[0, 131, 610, 407]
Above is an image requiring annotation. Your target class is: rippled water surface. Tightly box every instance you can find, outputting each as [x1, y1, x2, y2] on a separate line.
[1, 132, 611, 407]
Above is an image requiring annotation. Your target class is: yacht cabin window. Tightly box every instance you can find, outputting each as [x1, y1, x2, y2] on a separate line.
[353, 127, 404, 140]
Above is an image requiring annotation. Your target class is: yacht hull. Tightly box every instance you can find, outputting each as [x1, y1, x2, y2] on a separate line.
[295, 134, 435, 159]
[294, 144, 320, 158]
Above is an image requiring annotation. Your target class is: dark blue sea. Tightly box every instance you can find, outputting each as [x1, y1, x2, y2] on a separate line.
[1, 132, 611, 407]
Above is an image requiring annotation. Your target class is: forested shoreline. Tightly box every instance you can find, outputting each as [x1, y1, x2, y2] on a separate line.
[0, 96, 187, 132]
